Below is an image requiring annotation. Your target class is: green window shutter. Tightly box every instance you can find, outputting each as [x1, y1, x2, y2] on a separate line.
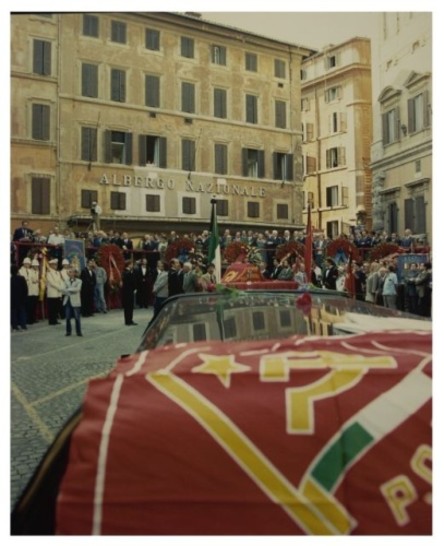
[242, 148, 248, 177]
[32, 104, 50, 140]
[81, 127, 97, 162]
[286, 154, 294, 181]
[145, 29, 160, 50]
[214, 88, 227, 118]
[104, 130, 112, 163]
[215, 144, 227, 175]
[32, 178, 50, 214]
[407, 98, 415, 133]
[125, 132, 133, 165]
[258, 150, 265, 178]
[139, 135, 147, 166]
[145, 75, 160, 107]
[182, 82, 195, 113]
[158, 137, 167, 168]
[82, 63, 98, 98]
[111, 69, 125, 102]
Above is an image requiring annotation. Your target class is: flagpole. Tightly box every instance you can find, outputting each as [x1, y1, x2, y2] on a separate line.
[208, 198, 221, 282]
[304, 204, 313, 284]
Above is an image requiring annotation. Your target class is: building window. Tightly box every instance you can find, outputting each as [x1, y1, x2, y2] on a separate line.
[382, 108, 400, 144]
[326, 186, 339, 207]
[182, 139, 195, 171]
[216, 199, 229, 216]
[192, 323, 207, 341]
[181, 36, 194, 58]
[245, 52, 257, 72]
[274, 59, 286, 78]
[182, 196, 196, 215]
[303, 122, 314, 141]
[81, 189, 98, 209]
[139, 135, 167, 167]
[110, 69, 126, 102]
[32, 104, 50, 141]
[82, 63, 98, 98]
[110, 191, 126, 210]
[415, 159, 422, 173]
[301, 98, 310, 111]
[325, 86, 342, 103]
[145, 28, 160, 50]
[111, 20, 126, 44]
[279, 309, 291, 328]
[326, 147, 345, 169]
[242, 148, 265, 178]
[214, 88, 227, 119]
[326, 55, 338, 69]
[215, 143, 228, 175]
[33, 39, 51, 75]
[223, 316, 237, 338]
[404, 197, 426, 233]
[326, 221, 339, 239]
[387, 202, 398, 234]
[104, 130, 132, 165]
[252, 311, 265, 330]
[31, 177, 50, 214]
[304, 156, 317, 175]
[211, 45, 226, 65]
[246, 94, 258, 124]
[81, 127, 97, 162]
[145, 74, 160, 108]
[83, 14, 99, 37]
[273, 152, 293, 181]
[277, 203, 289, 220]
[181, 82, 195, 113]
[146, 194, 161, 212]
[247, 202, 260, 218]
[275, 100, 287, 129]
[408, 92, 430, 133]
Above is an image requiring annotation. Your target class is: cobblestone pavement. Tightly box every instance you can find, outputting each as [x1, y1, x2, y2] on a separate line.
[10, 307, 153, 510]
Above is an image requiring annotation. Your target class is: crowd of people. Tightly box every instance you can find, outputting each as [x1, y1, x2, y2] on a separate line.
[11, 221, 432, 334]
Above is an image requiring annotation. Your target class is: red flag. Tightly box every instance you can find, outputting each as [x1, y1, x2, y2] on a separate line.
[344, 246, 356, 298]
[304, 204, 312, 281]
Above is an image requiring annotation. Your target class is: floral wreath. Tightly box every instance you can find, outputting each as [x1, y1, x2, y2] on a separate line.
[224, 242, 250, 264]
[326, 238, 360, 262]
[275, 241, 306, 262]
[369, 242, 400, 261]
[96, 244, 125, 293]
[165, 238, 195, 263]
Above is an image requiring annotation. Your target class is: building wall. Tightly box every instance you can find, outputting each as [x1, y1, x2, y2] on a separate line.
[11, 12, 314, 236]
[301, 38, 373, 237]
[370, 12, 432, 244]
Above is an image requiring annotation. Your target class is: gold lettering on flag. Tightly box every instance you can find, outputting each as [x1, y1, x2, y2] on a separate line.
[146, 370, 353, 535]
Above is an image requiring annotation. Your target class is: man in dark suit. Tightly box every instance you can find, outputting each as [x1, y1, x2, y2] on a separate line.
[13, 221, 34, 264]
[168, 259, 184, 297]
[322, 258, 339, 290]
[80, 259, 96, 317]
[121, 261, 137, 325]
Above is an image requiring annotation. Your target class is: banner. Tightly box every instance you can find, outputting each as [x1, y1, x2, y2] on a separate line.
[57, 331, 432, 535]
[63, 239, 86, 271]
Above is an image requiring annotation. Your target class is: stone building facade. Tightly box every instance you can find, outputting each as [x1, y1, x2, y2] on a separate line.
[300, 37, 373, 237]
[11, 12, 314, 236]
[370, 12, 432, 246]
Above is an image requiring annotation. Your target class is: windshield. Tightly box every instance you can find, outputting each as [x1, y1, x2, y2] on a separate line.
[137, 290, 430, 351]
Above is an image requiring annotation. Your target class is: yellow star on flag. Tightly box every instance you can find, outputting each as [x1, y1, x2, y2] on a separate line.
[192, 354, 251, 388]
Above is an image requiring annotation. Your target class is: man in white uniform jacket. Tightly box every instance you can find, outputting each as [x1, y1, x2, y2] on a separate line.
[61, 268, 83, 337]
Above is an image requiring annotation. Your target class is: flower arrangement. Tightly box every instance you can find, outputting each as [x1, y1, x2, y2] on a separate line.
[326, 238, 360, 262]
[275, 241, 305, 262]
[369, 242, 400, 261]
[223, 242, 250, 264]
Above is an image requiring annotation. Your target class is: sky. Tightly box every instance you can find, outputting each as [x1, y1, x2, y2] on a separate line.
[200, 12, 377, 51]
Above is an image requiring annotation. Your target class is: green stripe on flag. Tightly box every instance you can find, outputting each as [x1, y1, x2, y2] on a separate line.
[311, 422, 374, 491]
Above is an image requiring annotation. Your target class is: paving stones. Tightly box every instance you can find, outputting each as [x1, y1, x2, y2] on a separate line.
[10, 307, 152, 508]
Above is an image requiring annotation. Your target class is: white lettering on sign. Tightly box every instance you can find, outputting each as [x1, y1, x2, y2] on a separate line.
[99, 174, 266, 197]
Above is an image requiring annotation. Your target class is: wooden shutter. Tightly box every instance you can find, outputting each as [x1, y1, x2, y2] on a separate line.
[306, 122, 314, 141]
[286, 154, 294, 181]
[407, 98, 415, 133]
[242, 148, 248, 177]
[415, 196, 426, 234]
[82, 64, 98, 97]
[272, 152, 279, 180]
[138, 135, 147, 166]
[404, 198, 414, 230]
[81, 127, 97, 162]
[146, 75, 159, 107]
[215, 144, 227, 175]
[182, 82, 195, 113]
[111, 69, 125, 102]
[32, 104, 50, 140]
[158, 137, 167, 168]
[145, 29, 159, 50]
[339, 147, 346, 166]
[275, 101, 286, 128]
[423, 90, 430, 128]
[81, 189, 98, 208]
[125, 132, 133, 165]
[258, 150, 265, 179]
[214, 88, 226, 118]
[246, 95, 257, 123]
[104, 130, 112, 163]
[32, 177, 50, 214]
